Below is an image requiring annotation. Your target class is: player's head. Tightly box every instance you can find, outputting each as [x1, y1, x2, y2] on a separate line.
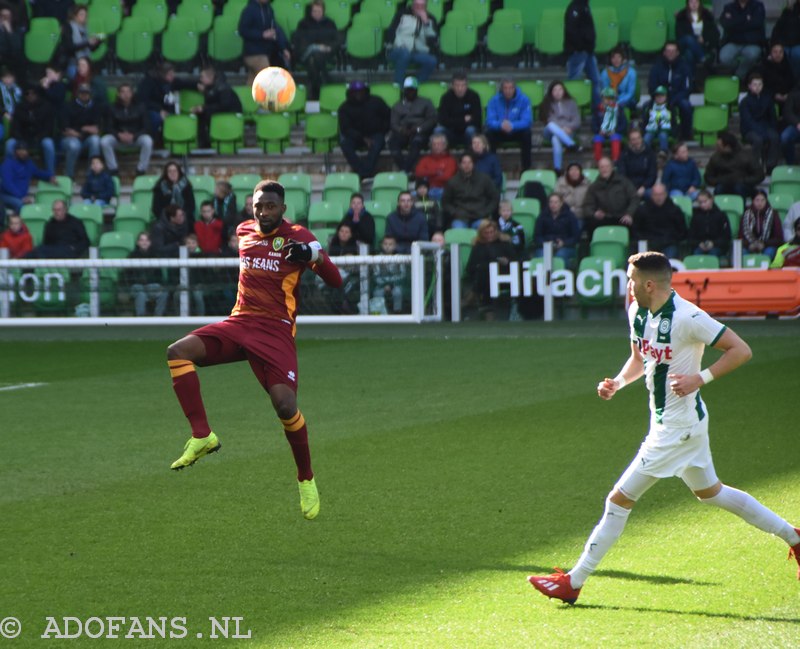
[253, 180, 286, 233]
[627, 252, 672, 309]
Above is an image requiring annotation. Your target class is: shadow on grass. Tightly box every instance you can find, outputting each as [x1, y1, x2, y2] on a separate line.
[573, 603, 800, 625]
[506, 565, 718, 586]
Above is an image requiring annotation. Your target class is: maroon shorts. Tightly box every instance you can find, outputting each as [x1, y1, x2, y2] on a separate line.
[191, 315, 298, 392]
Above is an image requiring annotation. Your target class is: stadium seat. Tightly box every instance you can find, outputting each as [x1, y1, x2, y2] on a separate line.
[178, 89, 204, 114]
[113, 204, 150, 238]
[439, 15, 478, 65]
[311, 227, 337, 247]
[208, 15, 243, 67]
[486, 11, 525, 61]
[692, 105, 728, 146]
[367, 200, 392, 220]
[371, 172, 408, 205]
[513, 214, 536, 241]
[222, 0, 247, 18]
[519, 169, 557, 195]
[511, 197, 540, 219]
[131, 175, 159, 214]
[414, 81, 445, 107]
[323, 173, 360, 207]
[577, 255, 619, 305]
[271, 0, 306, 36]
[34, 268, 71, 315]
[443, 228, 476, 245]
[20, 204, 49, 245]
[278, 173, 312, 220]
[308, 201, 346, 228]
[741, 254, 771, 269]
[372, 212, 387, 242]
[472, 81, 498, 117]
[593, 7, 619, 54]
[230, 174, 262, 196]
[453, 0, 490, 28]
[79, 268, 119, 311]
[188, 175, 215, 204]
[233, 85, 259, 122]
[590, 225, 630, 268]
[629, 6, 667, 55]
[350, 11, 382, 30]
[517, 80, 545, 109]
[304, 113, 339, 153]
[255, 113, 292, 153]
[535, 9, 564, 57]
[503, 0, 537, 46]
[69, 203, 104, 246]
[768, 193, 795, 220]
[672, 195, 693, 226]
[176, 0, 214, 34]
[88, 1, 123, 36]
[683, 254, 720, 270]
[131, 0, 168, 33]
[770, 166, 800, 201]
[371, 82, 401, 108]
[326, 0, 353, 30]
[563, 79, 592, 116]
[161, 16, 200, 67]
[163, 114, 198, 155]
[360, 0, 400, 29]
[209, 113, 245, 154]
[24, 18, 61, 65]
[35, 176, 73, 207]
[583, 168, 599, 183]
[713, 194, 744, 235]
[319, 84, 348, 115]
[99, 231, 136, 259]
[703, 76, 740, 112]
[115, 16, 154, 69]
[284, 83, 307, 125]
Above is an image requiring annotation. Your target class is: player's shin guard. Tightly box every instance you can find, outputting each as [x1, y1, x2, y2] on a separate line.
[168, 360, 211, 438]
[281, 410, 313, 481]
[569, 499, 632, 588]
[699, 485, 799, 544]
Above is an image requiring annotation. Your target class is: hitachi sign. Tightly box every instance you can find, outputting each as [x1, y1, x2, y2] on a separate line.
[489, 260, 628, 298]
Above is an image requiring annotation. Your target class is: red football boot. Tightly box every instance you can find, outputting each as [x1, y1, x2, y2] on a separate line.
[789, 527, 800, 580]
[528, 568, 582, 605]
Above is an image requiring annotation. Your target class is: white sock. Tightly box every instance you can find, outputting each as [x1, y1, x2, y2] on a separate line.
[700, 485, 800, 545]
[569, 499, 632, 588]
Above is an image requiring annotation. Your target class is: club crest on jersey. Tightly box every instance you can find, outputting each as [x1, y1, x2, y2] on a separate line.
[659, 318, 671, 334]
[272, 237, 285, 251]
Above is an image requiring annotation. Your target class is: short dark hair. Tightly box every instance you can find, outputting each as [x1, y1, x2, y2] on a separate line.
[350, 192, 364, 202]
[253, 179, 285, 200]
[452, 71, 467, 83]
[716, 131, 739, 150]
[201, 200, 214, 210]
[628, 251, 673, 280]
[165, 204, 183, 219]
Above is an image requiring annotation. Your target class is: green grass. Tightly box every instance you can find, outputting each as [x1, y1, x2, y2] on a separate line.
[1, 321, 798, 648]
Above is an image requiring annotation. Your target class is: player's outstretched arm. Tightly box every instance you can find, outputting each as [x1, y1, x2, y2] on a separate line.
[311, 251, 343, 288]
[668, 327, 752, 396]
[598, 342, 644, 400]
[285, 239, 343, 287]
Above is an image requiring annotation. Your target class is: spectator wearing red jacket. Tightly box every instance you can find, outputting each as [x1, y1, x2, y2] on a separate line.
[194, 201, 224, 254]
[0, 213, 33, 258]
[413, 132, 457, 201]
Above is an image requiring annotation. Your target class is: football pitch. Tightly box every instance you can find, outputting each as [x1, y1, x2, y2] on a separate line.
[1, 321, 798, 648]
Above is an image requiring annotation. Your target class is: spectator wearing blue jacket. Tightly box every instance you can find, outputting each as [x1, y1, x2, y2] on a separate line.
[648, 41, 693, 140]
[719, 0, 765, 80]
[485, 79, 533, 170]
[533, 193, 582, 264]
[599, 47, 637, 112]
[739, 72, 780, 172]
[80, 156, 115, 206]
[238, 0, 291, 86]
[0, 141, 55, 219]
[662, 142, 702, 199]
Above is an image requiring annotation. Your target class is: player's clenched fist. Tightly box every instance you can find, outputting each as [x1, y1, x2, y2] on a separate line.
[597, 377, 618, 400]
[285, 239, 320, 263]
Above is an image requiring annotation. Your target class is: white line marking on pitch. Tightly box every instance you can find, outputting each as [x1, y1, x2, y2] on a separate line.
[0, 382, 48, 392]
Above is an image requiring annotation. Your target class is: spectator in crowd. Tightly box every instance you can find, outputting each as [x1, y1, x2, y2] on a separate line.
[57, 4, 102, 79]
[291, 0, 338, 101]
[0, 4, 25, 78]
[194, 200, 224, 254]
[675, 0, 720, 71]
[4, 86, 56, 175]
[649, 41, 693, 141]
[414, 133, 457, 201]
[39, 64, 67, 114]
[617, 128, 657, 198]
[632, 183, 688, 259]
[238, 0, 291, 85]
[688, 190, 732, 257]
[719, 0, 766, 81]
[126, 231, 169, 317]
[740, 189, 783, 259]
[0, 141, 55, 218]
[31, 0, 74, 22]
[25, 199, 89, 258]
[757, 43, 794, 113]
[137, 63, 192, 138]
[739, 72, 780, 173]
[371, 235, 408, 314]
[413, 178, 443, 236]
[0, 67, 21, 143]
[592, 87, 625, 161]
[340, 193, 375, 249]
[704, 130, 764, 197]
[385, 191, 428, 253]
[781, 84, 800, 165]
[387, 0, 438, 85]
[555, 162, 591, 221]
[338, 80, 391, 182]
[771, 0, 800, 79]
[599, 46, 637, 114]
[662, 142, 702, 199]
[470, 134, 502, 192]
[181, 232, 209, 316]
[71, 57, 106, 108]
[643, 86, 672, 153]
[485, 78, 533, 171]
[212, 181, 237, 234]
[388, 76, 437, 176]
[583, 156, 639, 236]
[62, 82, 102, 179]
[465, 219, 517, 318]
[152, 161, 195, 225]
[496, 199, 526, 258]
[770, 217, 800, 267]
[782, 200, 800, 241]
[150, 204, 189, 257]
[540, 80, 581, 175]
[533, 193, 581, 264]
[0, 213, 33, 258]
[437, 71, 482, 149]
[564, 0, 599, 105]
[238, 194, 254, 224]
[328, 222, 359, 256]
[442, 152, 499, 229]
[80, 156, 114, 206]
[190, 66, 242, 148]
[100, 83, 153, 176]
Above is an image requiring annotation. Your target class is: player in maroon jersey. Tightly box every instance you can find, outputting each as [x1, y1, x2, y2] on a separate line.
[166, 179, 342, 520]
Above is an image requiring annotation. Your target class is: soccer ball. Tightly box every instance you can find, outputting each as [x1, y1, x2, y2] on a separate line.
[251, 67, 297, 112]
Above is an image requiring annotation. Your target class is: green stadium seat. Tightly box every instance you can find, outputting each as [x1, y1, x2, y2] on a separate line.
[768, 193, 795, 220]
[304, 113, 339, 153]
[80, 268, 118, 311]
[535, 9, 564, 57]
[486, 11, 524, 60]
[472, 81, 498, 117]
[519, 169, 557, 195]
[20, 204, 49, 245]
[593, 7, 619, 55]
[113, 204, 150, 238]
[176, 0, 214, 34]
[741, 254, 770, 269]
[161, 16, 200, 67]
[371, 172, 408, 205]
[311, 226, 337, 247]
[629, 6, 667, 54]
[517, 80, 545, 109]
[444, 228, 476, 245]
[188, 175, 215, 204]
[683, 254, 720, 270]
[511, 197, 540, 219]
[577, 255, 619, 305]
[272, 0, 305, 36]
[230, 173, 262, 208]
[34, 268, 71, 315]
[319, 84, 348, 114]
[360, 0, 400, 29]
[692, 105, 728, 146]
[439, 14, 478, 64]
[672, 195, 693, 226]
[713, 194, 744, 235]
[326, 0, 353, 30]
[323, 173, 360, 207]
[116, 16, 154, 68]
[563, 79, 593, 116]
[131, 0, 168, 33]
[367, 200, 392, 219]
[503, 0, 537, 45]
[131, 175, 159, 214]
[232, 85, 258, 122]
[770, 166, 800, 201]
[208, 15, 244, 66]
[371, 82, 401, 108]
[284, 83, 307, 125]
[583, 168, 599, 183]
[179, 89, 204, 114]
[222, 0, 247, 18]
[513, 214, 536, 241]
[590, 225, 630, 268]
[35, 176, 73, 207]
[69, 203, 104, 246]
[278, 172, 312, 220]
[255, 113, 292, 153]
[210, 113, 245, 154]
[308, 201, 345, 228]
[88, 1, 122, 36]
[453, 0, 490, 28]
[163, 115, 198, 155]
[372, 212, 387, 242]
[99, 231, 136, 259]
[703, 76, 740, 112]
[24, 18, 61, 65]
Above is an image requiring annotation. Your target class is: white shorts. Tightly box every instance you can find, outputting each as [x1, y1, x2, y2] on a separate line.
[614, 416, 719, 501]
